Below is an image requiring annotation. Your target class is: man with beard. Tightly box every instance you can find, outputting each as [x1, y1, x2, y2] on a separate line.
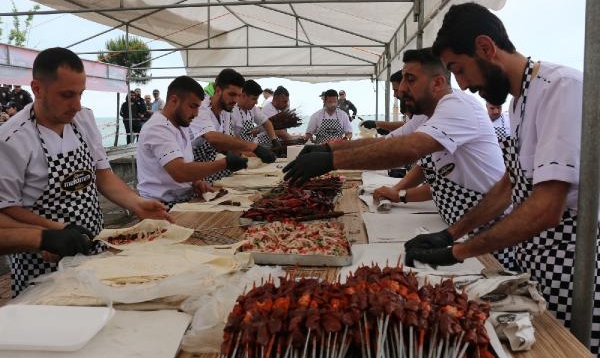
[405, 3, 599, 354]
[486, 102, 510, 138]
[0, 47, 170, 296]
[189, 69, 276, 183]
[136, 76, 248, 208]
[231, 80, 280, 147]
[304, 89, 353, 144]
[284, 48, 508, 243]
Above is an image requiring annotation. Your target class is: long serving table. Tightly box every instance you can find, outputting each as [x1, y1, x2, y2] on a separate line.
[173, 174, 593, 358]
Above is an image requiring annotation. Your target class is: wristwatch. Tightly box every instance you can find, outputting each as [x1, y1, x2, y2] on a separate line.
[399, 190, 407, 203]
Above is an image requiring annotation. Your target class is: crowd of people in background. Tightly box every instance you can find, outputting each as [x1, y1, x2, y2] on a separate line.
[0, 84, 33, 124]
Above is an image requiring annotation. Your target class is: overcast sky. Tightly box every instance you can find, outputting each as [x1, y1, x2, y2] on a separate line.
[0, 0, 586, 117]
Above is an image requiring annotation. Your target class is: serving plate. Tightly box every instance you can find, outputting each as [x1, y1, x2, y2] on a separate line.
[0, 304, 115, 351]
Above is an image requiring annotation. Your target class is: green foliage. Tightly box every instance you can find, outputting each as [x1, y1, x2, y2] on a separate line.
[97, 35, 152, 84]
[6, 0, 40, 47]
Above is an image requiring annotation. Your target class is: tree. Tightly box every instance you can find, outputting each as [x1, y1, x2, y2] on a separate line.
[98, 35, 152, 84]
[5, 0, 40, 47]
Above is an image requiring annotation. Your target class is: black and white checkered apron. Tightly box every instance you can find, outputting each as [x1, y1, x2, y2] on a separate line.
[418, 154, 514, 269]
[237, 107, 271, 145]
[493, 115, 508, 138]
[10, 114, 104, 297]
[507, 58, 600, 354]
[191, 108, 232, 184]
[314, 110, 344, 144]
[236, 107, 256, 143]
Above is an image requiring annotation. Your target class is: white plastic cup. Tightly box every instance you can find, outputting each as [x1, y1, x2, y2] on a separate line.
[287, 145, 304, 162]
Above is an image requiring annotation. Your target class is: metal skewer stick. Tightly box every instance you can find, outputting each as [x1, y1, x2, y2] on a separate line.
[338, 326, 348, 358]
[364, 312, 372, 358]
[302, 328, 311, 358]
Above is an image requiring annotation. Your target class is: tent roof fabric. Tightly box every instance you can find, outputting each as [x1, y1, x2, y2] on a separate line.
[28, 0, 505, 83]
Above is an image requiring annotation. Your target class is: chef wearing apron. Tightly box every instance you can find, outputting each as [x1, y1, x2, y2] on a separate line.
[305, 89, 352, 144]
[137, 76, 247, 209]
[0, 47, 169, 297]
[189, 69, 276, 184]
[231, 80, 279, 147]
[407, 4, 600, 353]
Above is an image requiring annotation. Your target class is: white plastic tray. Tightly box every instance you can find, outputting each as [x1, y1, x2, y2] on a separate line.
[0, 304, 115, 351]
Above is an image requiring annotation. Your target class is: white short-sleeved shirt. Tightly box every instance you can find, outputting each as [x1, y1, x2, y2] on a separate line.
[415, 90, 506, 194]
[189, 106, 233, 147]
[136, 112, 195, 202]
[305, 108, 353, 136]
[261, 101, 283, 119]
[492, 113, 511, 134]
[0, 103, 110, 209]
[230, 104, 268, 139]
[509, 62, 584, 211]
[385, 115, 428, 138]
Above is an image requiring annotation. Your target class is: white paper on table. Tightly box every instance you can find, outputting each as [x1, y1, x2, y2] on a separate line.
[362, 212, 447, 243]
[0, 310, 191, 358]
[360, 171, 400, 193]
[359, 194, 438, 213]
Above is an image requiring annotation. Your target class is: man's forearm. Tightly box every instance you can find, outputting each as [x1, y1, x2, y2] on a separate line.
[96, 168, 141, 213]
[0, 228, 42, 255]
[204, 132, 256, 153]
[1, 206, 64, 229]
[263, 120, 277, 140]
[447, 172, 512, 239]
[453, 180, 570, 260]
[333, 133, 438, 170]
[328, 137, 382, 151]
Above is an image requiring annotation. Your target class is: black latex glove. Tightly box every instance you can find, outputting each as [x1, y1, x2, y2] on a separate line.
[377, 128, 390, 135]
[40, 228, 92, 257]
[253, 144, 276, 163]
[64, 223, 95, 240]
[404, 229, 454, 251]
[283, 152, 334, 186]
[405, 246, 461, 267]
[225, 152, 248, 172]
[271, 138, 282, 150]
[360, 120, 377, 129]
[298, 144, 331, 157]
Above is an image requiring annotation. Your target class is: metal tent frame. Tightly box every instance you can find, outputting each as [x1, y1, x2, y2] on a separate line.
[1, 0, 598, 350]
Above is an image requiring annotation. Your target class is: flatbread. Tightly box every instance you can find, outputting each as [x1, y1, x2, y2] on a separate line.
[171, 188, 259, 212]
[95, 219, 193, 250]
[213, 174, 282, 189]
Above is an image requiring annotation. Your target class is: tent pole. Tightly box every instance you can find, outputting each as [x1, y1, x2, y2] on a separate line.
[384, 44, 391, 122]
[571, 0, 600, 348]
[375, 77, 379, 121]
[113, 92, 120, 147]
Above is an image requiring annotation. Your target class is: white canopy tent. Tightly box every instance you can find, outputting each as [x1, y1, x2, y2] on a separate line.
[14, 0, 505, 82]
[8, 0, 505, 120]
[3, 0, 599, 350]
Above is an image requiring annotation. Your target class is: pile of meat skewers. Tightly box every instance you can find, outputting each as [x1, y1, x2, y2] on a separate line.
[220, 264, 495, 358]
[241, 176, 345, 223]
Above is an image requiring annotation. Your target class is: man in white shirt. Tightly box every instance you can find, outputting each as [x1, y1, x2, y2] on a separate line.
[284, 48, 506, 242]
[137, 76, 247, 208]
[0, 47, 169, 296]
[259, 88, 273, 109]
[486, 102, 510, 138]
[151, 89, 165, 112]
[408, 4, 600, 353]
[189, 69, 276, 183]
[231, 80, 280, 148]
[305, 89, 352, 144]
[261, 86, 300, 141]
